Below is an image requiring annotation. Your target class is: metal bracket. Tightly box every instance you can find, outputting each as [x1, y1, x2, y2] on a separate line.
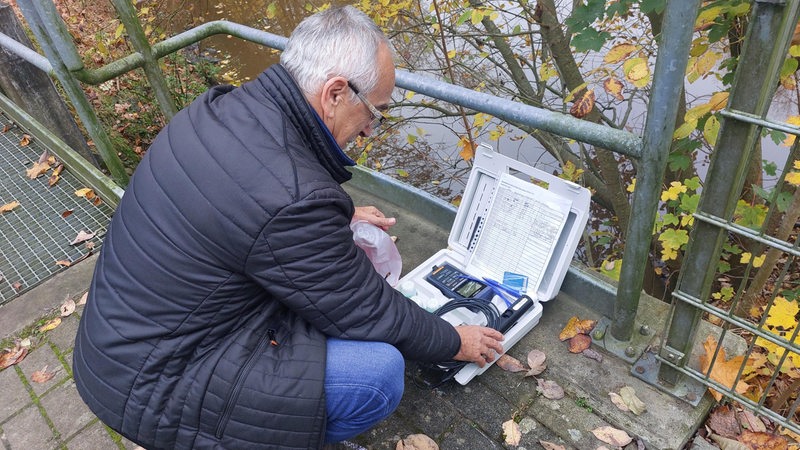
[591, 316, 657, 364]
[659, 345, 686, 366]
[632, 350, 707, 406]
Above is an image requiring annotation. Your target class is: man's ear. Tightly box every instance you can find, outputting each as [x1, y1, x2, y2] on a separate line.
[319, 77, 349, 118]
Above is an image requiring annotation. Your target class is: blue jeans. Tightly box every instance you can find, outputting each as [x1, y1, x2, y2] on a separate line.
[324, 338, 405, 443]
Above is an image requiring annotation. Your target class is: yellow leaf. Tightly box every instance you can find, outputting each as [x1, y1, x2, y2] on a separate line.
[694, 51, 721, 77]
[473, 113, 487, 128]
[471, 9, 483, 25]
[404, 90, 415, 100]
[447, 49, 456, 59]
[740, 252, 752, 264]
[604, 43, 638, 64]
[26, 160, 51, 179]
[695, 6, 723, 30]
[38, 317, 62, 333]
[603, 77, 624, 101]
[703, 115, 720, 145]
[783, 117, 800, 146]
[114, 23, 125, 39]
[539, 63, 558, 82]
[794, 160, 800, 170]
[564, 82, 588, 103]
[661, 181, 687, 202]
[765, 297, 799, 330]
[752, 254, 765, 268]
[623, 58, 650, 88]
[786, 172, 800, 186]
[627, 178, 636, 193]
[673, 120, 696, 140]
[685, 103, 713, 121]
[0, 201, 20, 213]
[699, 336, 751, 401]
[558, 316, 596, 341]
[458, 136, 475, 161]
[75, 188, 94, 198]
[708, 91, 729, 111]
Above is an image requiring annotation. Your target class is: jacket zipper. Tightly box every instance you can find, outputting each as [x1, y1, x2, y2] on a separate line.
[214, 328, 277, 438]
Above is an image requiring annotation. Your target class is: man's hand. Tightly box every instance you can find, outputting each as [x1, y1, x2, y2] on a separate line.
[353, 206, 396, 231]
[453, 326, 504, 368]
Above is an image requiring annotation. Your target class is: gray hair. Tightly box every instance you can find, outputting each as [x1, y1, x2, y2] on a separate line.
[280, 6, 392, 98]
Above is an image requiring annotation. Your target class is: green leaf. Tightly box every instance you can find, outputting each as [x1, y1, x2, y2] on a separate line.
[768, 130, 787, 146]
[717, 260, 731, 274]
[457, 10, 472, 26]
[684, 177, 702, 190]
[396, 169, 409, 178]
[570, 0, 606, 25]
[679, 193, 700, 213]
[775, 191, 793, 213]
[662, 213, 679, 226]
[512, 24, 521, 34]
[639, 0, 666, 14]
[571, 28, 611, 52]
[763, 160, 778, 177]
[668, 153, 692, 172]
[708, 19, 731, 43]
[782, 57, 799, 78]
[752, 184, 771, 202]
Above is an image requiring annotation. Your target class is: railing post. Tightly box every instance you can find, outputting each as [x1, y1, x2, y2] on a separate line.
[15, 0, 129, 186]
[658, 0, 800, 386]
[110, 0, 177, 120]
[611, 0, 702, 342]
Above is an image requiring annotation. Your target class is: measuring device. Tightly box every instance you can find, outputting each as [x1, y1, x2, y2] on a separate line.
[425, 263, 495, 301]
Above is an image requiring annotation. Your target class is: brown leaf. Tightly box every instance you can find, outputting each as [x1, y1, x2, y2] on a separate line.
[395, 434, 439, 450]
[568, 334, 592, 353]
[0, 346, 28, 370]
[737, 409, 766, 433]
[603, 77, 625, 101]
[591, 426, 632, 447]
[609, 392, 629, 412]
[708, 404, 740, 438]
[536, 379, 564, 400]
[538, 441, 567, 450]
[55, 260, 72, 268]
[92, 196, 103, 206]
[19, 134, 31, 146]
[38, 317, 61, 333]
[709, 433, 749, 450]
[61, 209, 74, 218]
[558, 316, 597, 341]
[569, 89, 595, 118]
[0, 201, 20, 213]
[502, 419, 521, 446]
[620, 386, 646, 415]
[77, 292, 88, 306]
[496, 354, 526, 373]
[12, 281, 22, 291]
[70, 230, 96, 246]
[48, 173, 60, 187]
[699, 336, 751, 401]
[582, 348, 603, 362]
[75, 188, 94, 198]
[60, 298, 76, 317]
[31, 366, 56, 383]
[2, 123, 11, 133]
[738, 430, 788, 450]
[526, 349, 547, 376]
[26, 160, 51, 179]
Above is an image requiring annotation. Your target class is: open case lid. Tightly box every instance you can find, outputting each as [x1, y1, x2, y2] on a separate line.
[447, 144, 591, 302]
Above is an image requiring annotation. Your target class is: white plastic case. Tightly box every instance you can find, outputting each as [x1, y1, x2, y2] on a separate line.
[398, 144, 591, 384]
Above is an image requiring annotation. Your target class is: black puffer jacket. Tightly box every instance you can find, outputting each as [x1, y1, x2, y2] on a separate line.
[73, 65, 460, 449]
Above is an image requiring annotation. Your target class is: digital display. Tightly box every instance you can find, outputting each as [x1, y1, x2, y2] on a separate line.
[455, 280, 485, 298]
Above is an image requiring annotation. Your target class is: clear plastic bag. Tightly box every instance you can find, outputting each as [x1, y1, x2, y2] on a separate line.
[351, 220, 402, 286]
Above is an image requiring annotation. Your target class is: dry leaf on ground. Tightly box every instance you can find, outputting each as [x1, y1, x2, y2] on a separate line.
[496, 354, 526, 373]
[526, 349, 547, 376]
[0, 346, 29, 370]
[738, 430, 788, 450]
[395, 434, 438, 450]
[55, 260, 72, 268]
[31, 366, 56, 383]
[38, 317, 61, 333]
[0, 201, 20, 213]
[699, 336, 752, 401]
[12, 281, 22, 291]
[77, 292, 88, 306]
[609, 392, 629, 412]
[582, 348, 603, 362]
[559, 316, 597, 341]
[70, 230, 96, 246]
[591, 426, 633, 447]
[709, 433, 750, 450]
[20, 134, 31, 146]
[619, 386, 646, 415]
[568, 334, 592, 353]
[26, 160, 51, 179]
[60, 298, 76, 317]
[502, 419, 521, 446]
[536, 379, 564, 400]
[538, 441, 567, 450]
[737, 409, 766, 433]
[707, 404, 740, 438]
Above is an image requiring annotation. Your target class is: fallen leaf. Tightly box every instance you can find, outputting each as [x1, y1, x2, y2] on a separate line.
[49, 164, 64, 186]
[395, 433, 438, 450]
[538, 441, 567, 450]
[61, 209, 74, 218]
[738, 430, 788, 450]
[70, 230, 96, 246]
[38, 317, 61, 333]
[620, 386, 646, 415]
[74, 188, 94, 198]
[60, 298, 76, 317]
[568, 334, 592, 353]
[0, 346, 28, 370]
[570, 89, 595, 118]
[559, 316, 597, 341]
[2, 123, 11, 132]
[502, 419, 521, 446]
[609, 392, 629, 412]
[591, 426, 632, 447]
[77, 292, 88, 306]
[0, 201, 20, 213]
[737, 409, 766, 433]
[699, 336, 751, 401]
[26, 160, 50, 179]
[12, 281, 22, 291]
[31, 366, 56, 383]
[92, 196, 103, 206]
[496, 354, 526, 373]
[20, 134, 31, 146]
[582, 348, 604, 362]
[536, 379, 564, 400]
[707, 404, 740, 438]
[19, 338, 31, 348]
[55, 260, 72, 268]
[526, 349, 547, 376]
[709, 433, 750, 450]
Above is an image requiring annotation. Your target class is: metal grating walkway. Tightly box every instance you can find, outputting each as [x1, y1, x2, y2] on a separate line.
[0, 110, 113, 306]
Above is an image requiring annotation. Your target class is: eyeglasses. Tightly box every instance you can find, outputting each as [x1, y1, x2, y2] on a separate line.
[347, 80, 388, 131]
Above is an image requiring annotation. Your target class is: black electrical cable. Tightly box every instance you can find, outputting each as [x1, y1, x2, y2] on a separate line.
[412, 297, 501, 389]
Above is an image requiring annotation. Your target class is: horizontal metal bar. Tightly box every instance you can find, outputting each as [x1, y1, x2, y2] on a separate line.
[0, 31, 53, 73]
[672, 290, 800, 353]
[693, 211, 800, 257]
[720, 109, 800, 136]
[656, 354, 800, 434]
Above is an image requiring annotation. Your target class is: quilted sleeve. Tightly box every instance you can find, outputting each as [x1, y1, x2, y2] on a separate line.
[245, 187, 461, 363]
